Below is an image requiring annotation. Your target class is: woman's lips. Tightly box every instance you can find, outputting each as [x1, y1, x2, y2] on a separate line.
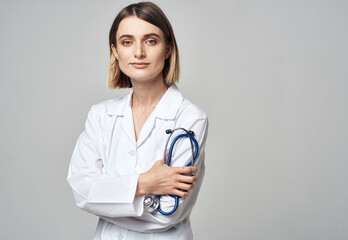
[130, 62, 150, 69]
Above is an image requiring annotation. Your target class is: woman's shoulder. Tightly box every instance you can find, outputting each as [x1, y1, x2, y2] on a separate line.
[167, 84, 207, 121]
[174, 98, 208, 138]
[177, 98, 208, 122]
[89, 93, 130, 116]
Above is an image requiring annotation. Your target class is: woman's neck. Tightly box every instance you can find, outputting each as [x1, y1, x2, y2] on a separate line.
[131, 78, 168, 109]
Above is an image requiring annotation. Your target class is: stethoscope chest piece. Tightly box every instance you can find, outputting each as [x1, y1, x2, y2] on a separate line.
[144, 193, 159, 213]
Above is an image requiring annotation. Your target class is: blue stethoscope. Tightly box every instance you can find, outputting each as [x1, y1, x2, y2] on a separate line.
[143, 128, 199, 215]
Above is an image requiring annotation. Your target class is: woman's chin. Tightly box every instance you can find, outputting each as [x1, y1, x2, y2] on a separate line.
[128, 73, 163, 85]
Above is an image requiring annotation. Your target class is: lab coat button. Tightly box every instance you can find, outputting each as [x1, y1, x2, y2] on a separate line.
[128, 149, 136, 157]
[115, 233, 123, 239]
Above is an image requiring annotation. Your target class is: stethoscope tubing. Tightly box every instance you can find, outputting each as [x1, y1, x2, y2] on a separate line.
[157, 129, 199, 215]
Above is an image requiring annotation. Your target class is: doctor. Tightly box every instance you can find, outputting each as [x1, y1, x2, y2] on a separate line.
[67, 2, 208, 239]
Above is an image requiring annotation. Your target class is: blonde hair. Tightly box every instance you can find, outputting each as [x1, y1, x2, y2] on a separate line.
[107, 2, 180, 88]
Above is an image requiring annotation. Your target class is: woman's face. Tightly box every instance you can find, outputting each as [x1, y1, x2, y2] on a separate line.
[112, 16, 171, 84]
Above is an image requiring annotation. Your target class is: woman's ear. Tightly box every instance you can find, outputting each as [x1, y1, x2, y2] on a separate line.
[165, 46, 172, 59]
[111, 44, 119, 60]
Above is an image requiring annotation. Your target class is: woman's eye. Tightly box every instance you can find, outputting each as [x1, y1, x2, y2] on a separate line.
[123, 40, 132, 45]
[146, 39, 156, 45]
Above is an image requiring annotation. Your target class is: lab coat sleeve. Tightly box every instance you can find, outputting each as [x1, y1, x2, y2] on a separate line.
[100, 114, 208, 233]
[67, 105, 144, 218]
[148, 115, 208, 229]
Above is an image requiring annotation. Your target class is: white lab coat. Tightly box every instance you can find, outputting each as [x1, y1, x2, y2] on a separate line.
[67, 84, 208, 240]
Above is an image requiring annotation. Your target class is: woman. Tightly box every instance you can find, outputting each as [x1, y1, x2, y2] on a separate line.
[67, 2, 208, 239]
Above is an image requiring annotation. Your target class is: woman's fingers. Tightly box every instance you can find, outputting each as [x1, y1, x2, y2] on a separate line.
[175, 174, 197, 183]
[173, 189, 189, 198]
[176, 182, 194, 191]
[176, 174, 197, 184]
[174, 166, 197, 174]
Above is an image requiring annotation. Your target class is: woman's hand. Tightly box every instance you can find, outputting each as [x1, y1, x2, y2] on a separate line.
[136, 160, 198, 197]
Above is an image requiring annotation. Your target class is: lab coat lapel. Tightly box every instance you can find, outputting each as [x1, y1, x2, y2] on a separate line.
[121, 93, 137, 148]
[136, 84, 184, 148]
[154, 84, 184, 120]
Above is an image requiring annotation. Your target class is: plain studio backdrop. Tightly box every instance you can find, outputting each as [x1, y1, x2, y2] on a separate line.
[1, 0, 347, 239]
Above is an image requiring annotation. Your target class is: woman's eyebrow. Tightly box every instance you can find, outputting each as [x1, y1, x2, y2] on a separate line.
[143, 33, 161, 38]
[119, 34, 133, 40]
[118, 33, 161, 40]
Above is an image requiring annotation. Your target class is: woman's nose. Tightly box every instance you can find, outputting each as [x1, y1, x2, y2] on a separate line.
[134, 42, 145, 59]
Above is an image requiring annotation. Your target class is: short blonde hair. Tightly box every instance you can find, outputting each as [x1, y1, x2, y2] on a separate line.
[107, 2, 180, 88]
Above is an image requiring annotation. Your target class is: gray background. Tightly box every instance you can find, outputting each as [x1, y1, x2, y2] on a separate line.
[1, 0, 347, 239]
